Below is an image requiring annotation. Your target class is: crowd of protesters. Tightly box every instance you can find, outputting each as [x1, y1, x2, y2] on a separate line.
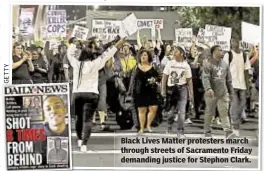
[12, 28, 259, 151]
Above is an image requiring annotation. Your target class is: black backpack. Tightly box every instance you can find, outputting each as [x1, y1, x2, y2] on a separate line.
[227, 51, 247, 65]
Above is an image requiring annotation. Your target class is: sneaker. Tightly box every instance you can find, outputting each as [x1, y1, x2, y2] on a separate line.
[211, 116, 215, 123]
[138, 129, 144, 135]
[177, 132, 186, 138]
[77, 140, 82, 147]
[166, 126, 173, 134]
[241, 118, 249, 124]
[100, 123, 110, 131]
[80, 145, 87, 152]
[215, 117, 221, 125]
[185, 118, 193, 124]
[131, 126, 138, 132]
[233, 129, 240, 137]
[147, 127, 153, 133]
[225, 131, 236, 139]
[174, 115, 178, 122]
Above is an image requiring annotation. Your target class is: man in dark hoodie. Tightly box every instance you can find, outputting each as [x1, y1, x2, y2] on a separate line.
[202, 45, 235, 139]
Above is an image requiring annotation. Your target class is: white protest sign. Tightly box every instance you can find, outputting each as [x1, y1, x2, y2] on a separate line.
[120, 13, 138, 37]
[196, 28, 205, 44]
[19, 8, 35, 36]
[242, 22, 260, 45]
[175, 28, 193, 47]
[49, 40, 61, 49]
[71, 25, 89, 41]
[204, 25, 232, 51]
[137, 19, 163, 29]
[92, 20, 122, 41]
[46, 10, 67, 38]
[240, 41, 253, 51]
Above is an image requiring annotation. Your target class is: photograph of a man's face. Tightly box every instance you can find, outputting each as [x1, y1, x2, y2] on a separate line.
[23, 96, 31, 108]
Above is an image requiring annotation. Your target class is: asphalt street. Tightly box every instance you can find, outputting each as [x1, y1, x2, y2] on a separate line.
[70, 114, 259, 169]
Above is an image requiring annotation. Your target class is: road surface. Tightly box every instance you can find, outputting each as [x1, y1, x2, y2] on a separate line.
[70, 114, 259, 169]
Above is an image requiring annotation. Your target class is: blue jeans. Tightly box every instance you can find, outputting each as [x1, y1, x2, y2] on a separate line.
[167, 85, 188, 131]
[231, 89, 246, 129]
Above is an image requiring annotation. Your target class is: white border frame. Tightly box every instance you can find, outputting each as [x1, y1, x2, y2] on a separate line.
[0, 1, 262, 171]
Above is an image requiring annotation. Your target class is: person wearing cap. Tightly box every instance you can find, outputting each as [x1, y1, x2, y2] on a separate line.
[161, 46, 193, 138]
[202, 45, 236, 139]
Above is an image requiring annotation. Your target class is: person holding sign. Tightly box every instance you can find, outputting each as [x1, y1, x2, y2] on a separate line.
[161, 46, 193, 138]
[202, 45, 236, 139]
[12, 42, 35, 84]
[68, 36, 126, 152]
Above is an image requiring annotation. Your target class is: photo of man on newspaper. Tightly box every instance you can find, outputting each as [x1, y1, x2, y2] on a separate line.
[42, 95, 69, 136]
[47, 137, 68, 164]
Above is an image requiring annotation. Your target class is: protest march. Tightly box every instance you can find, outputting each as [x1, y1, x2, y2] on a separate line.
[8, 5, 260, 169]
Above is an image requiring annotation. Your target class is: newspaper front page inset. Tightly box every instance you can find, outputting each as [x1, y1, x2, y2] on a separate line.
[3, 83, 72, 170]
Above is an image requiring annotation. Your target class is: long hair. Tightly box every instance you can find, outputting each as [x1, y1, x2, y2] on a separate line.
[13, 42, 22, 56]
[137, 49, 153, 64]
[77, 49, 94, 88]
[87, 36, 97, 49]
[44, 41, 50, 57]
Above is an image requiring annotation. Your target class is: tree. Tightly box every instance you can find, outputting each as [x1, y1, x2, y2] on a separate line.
[175, 7, 259, 38]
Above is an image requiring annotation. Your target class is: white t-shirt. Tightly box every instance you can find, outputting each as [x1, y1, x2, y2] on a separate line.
[67, 46, 117, 94]
[223, 50, 251, 90]
[163, 60, 192, 87]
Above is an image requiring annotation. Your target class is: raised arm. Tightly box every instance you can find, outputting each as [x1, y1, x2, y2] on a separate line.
[83, 38, 125, 72]
[137, 30, 142, 49]
[67, 44, 81, 68]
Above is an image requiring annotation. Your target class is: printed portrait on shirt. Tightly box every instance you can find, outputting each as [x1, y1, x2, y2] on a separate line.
[170, 70, 185, 85]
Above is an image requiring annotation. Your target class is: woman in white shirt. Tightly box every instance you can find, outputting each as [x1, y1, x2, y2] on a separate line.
[67, 37, 125, 152]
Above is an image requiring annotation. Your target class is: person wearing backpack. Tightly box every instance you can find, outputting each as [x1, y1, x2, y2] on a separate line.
[223, 38, 251, 137]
